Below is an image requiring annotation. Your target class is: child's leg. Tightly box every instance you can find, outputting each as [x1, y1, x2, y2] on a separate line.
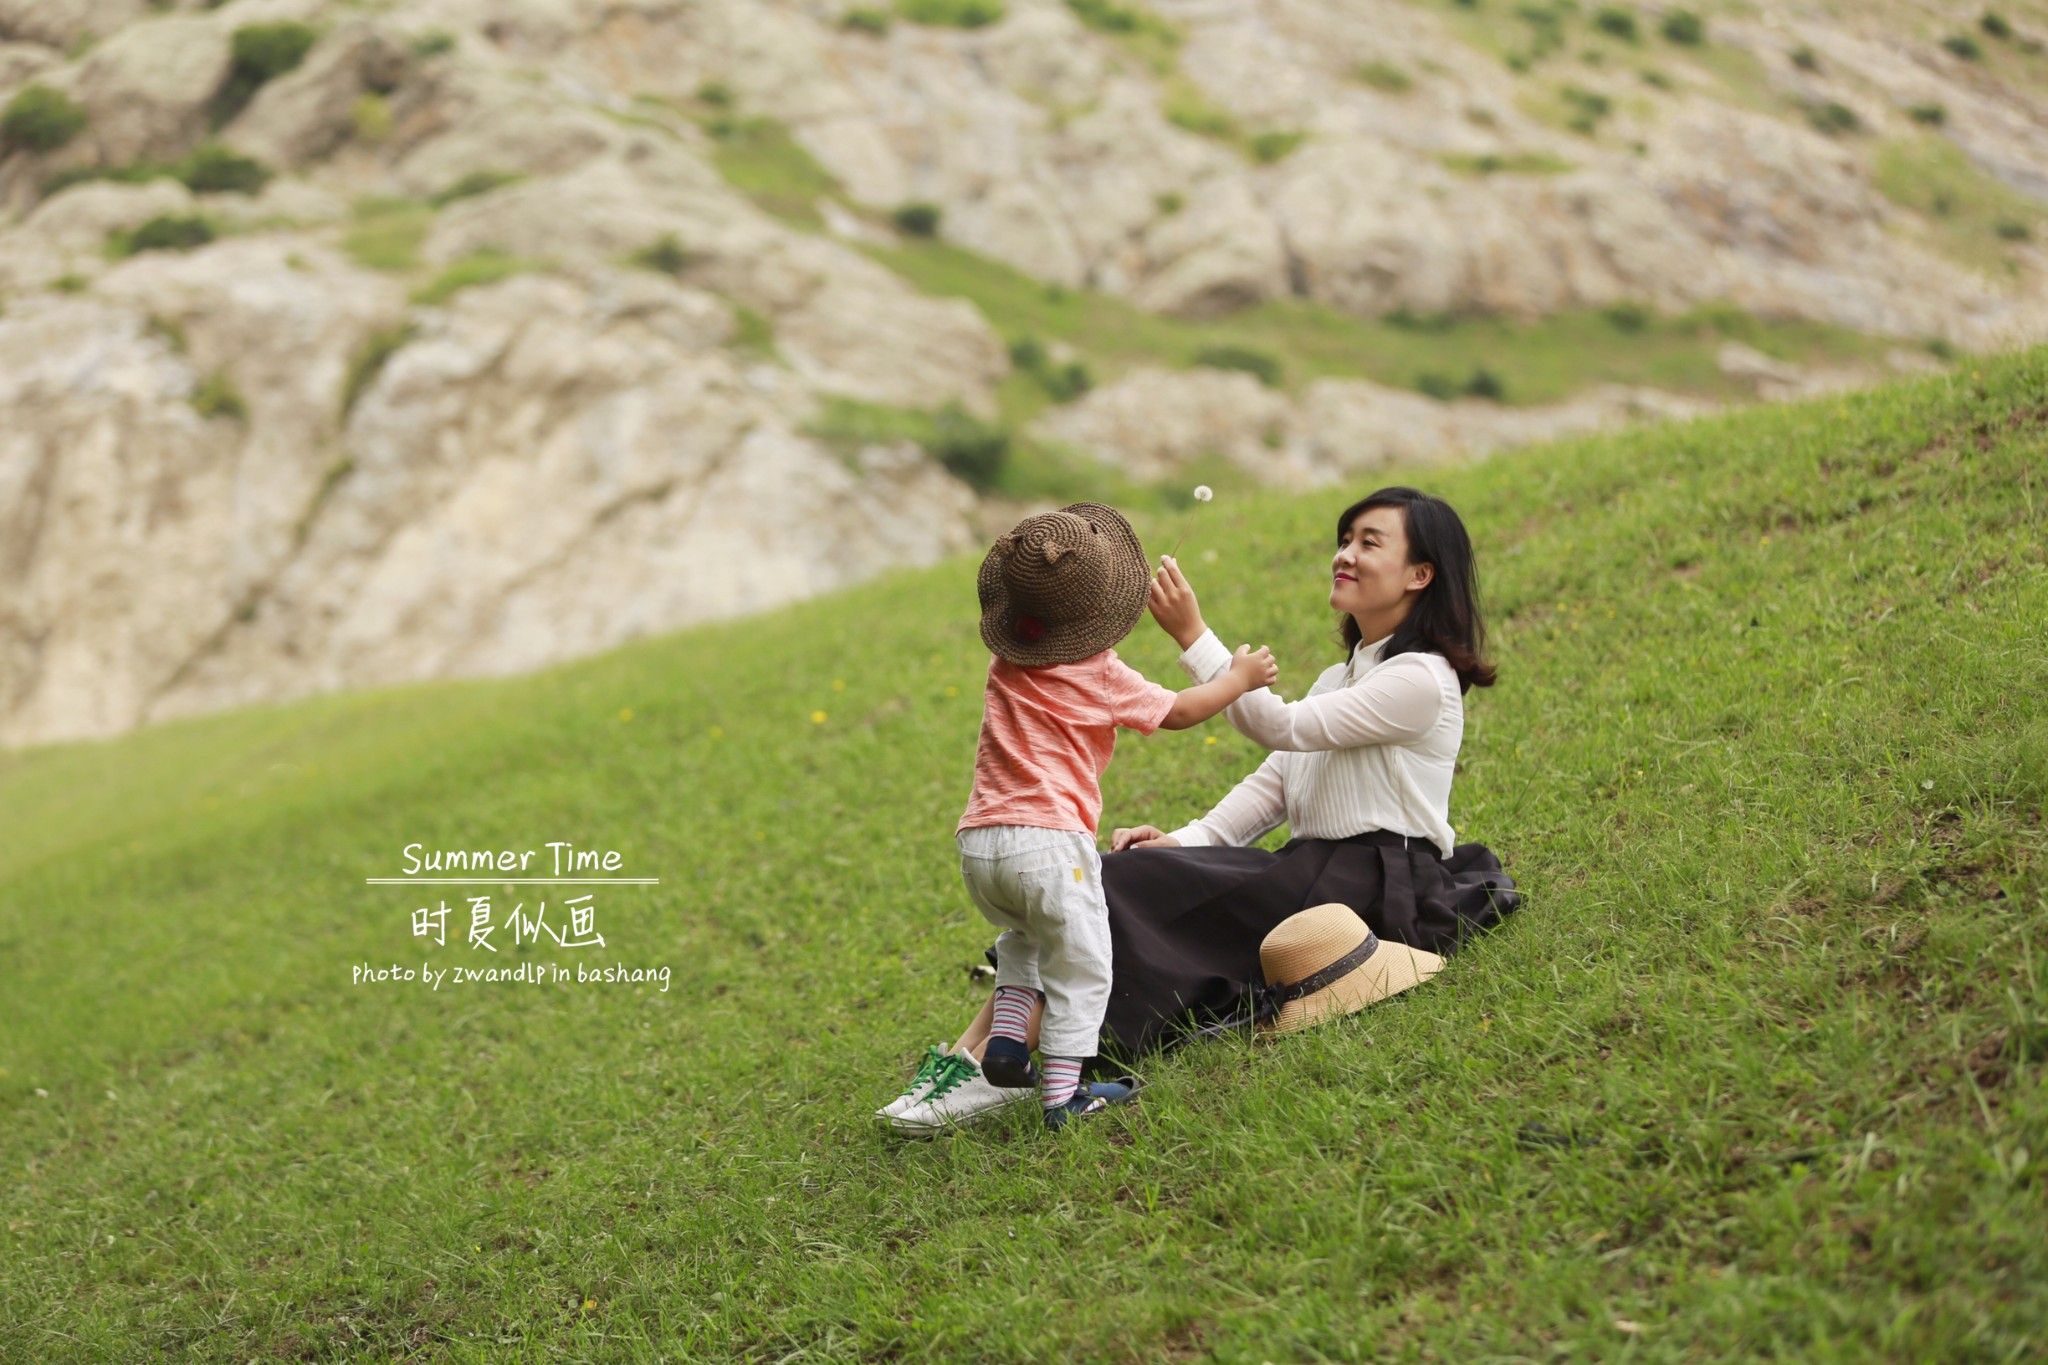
[989, 981, 1040, 1046]
[1018, 834, 1114, 1109]
[948, 986, 1043, 1060]
[958, 827, 1047, 1086]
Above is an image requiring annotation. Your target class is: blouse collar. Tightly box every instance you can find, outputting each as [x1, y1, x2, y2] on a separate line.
[1348, 632, 1394, 681]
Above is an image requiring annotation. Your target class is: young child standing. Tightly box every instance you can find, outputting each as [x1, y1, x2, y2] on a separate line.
[956, 502, 1277, 1129]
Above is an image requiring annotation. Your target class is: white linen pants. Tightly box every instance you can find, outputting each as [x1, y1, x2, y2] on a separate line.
[956, 824, 1111, 1059]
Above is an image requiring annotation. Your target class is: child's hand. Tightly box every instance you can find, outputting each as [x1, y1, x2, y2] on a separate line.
[1228, 644, 1278, 694]
[1147, 555, 1205, 650]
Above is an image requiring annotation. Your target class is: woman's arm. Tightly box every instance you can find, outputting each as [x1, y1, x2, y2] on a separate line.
[1155, 555, 1441, 752]
[1225, 658, 1442, 752]
[1165, 749, 1289, 847]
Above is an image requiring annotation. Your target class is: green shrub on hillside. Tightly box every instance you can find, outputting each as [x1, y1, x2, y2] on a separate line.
[1249, 130, 1306, 164]
[1654, 10, 1703, 43]
[701, 114, 841, 229]
[343, 197, 431, 271]
[1009, 335, 1092, 402]
[428, 170, 520, 206]
[111, 215, 216, 257]
[842, 8, 891, 35]
[897, 0, 1005, 28]
[176, 143, 271, 194]
[892, 202, 942, 237]
[1560, 85, 1613, 134]
[1353, 60, 1414, 93]
[1593, 7, 1639, 41]
[1441, 150, 1574, 175]
[630, 234, 700, 276]
[1064, 0, 1174, 41]
[1660, 9, 1705, 44]
[1162, 78, 1237, 139]
[1803, 100, 1861, 136]
[340, 324, 415, 419]
[730, 305, 779, 362]
[1602, 301, 1651, 332]
[409, 250, 540, 306]
[2, 84, 88, 153]
[927, 402, 1009, 488]
[191, 370, 248, 423]
[1415, 365, 1507, 401]
[214, 22, 319, 126]
[350, 93, 393, 144]
[1192, 344, 1282, 388]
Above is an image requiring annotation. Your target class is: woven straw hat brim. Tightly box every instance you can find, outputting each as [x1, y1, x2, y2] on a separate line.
[977, 502, 1150, 667]
[1253, 901, 1446, 1036]
[1260, 939, 1443, 1035]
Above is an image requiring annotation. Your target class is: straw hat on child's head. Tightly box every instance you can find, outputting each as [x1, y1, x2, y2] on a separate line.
[1256, 902, 1444, 1035]
[977, 502, 1149, 668]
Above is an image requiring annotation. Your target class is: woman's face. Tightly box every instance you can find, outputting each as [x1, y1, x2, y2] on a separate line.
[1330, 505, 1432, 625]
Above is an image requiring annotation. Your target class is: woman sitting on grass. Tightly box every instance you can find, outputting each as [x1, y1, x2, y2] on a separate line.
[881, 486, 1524, 1133]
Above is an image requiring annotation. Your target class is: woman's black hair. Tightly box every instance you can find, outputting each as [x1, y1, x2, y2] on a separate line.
[1336, 486, 1497, 693]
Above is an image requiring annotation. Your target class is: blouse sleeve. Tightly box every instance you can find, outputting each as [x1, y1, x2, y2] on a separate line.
[1167, 750, 1288, 848]
[1176, 628, 1235, 685]
[1224, 655, 1443, 752]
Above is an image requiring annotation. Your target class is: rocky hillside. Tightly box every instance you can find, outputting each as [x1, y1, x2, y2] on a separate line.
[2, 0, 2044, 748]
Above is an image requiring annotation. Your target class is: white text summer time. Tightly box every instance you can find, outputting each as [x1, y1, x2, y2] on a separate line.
[400, 842, 626, 875]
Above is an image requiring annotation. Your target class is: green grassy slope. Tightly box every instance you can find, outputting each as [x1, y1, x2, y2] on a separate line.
[1, 350, 2043, 1360]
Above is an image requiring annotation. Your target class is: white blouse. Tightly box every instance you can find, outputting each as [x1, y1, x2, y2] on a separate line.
[1165, 627, 1465, 858]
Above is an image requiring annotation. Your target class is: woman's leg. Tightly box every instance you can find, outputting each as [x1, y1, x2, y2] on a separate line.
[952, 990, 1041, 1061]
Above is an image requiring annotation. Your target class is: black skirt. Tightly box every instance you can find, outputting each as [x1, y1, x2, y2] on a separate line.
[1083, 830, 1523, 1061]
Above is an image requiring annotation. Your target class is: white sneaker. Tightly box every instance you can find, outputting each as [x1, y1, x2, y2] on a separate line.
[875, 1044, 950, 1121]
[889, 1052, 1034, 1134]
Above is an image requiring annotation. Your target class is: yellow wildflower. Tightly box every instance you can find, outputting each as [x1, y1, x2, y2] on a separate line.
[810, 710, 827, 725]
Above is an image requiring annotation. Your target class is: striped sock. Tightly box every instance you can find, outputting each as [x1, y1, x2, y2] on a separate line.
[1039, 1055, 1083, 1109]
[989, 984, 1038, 1044]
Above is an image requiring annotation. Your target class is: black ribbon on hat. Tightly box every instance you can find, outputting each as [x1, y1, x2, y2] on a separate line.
[1247, 930, 1382, 1026]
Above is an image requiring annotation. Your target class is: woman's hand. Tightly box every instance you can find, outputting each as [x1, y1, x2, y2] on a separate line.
[1110, 824, 1182, 852]
[1147, 555, 1205, 651]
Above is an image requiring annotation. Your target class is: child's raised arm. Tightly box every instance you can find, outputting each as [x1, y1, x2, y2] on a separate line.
[1158, 644, 1278, 731]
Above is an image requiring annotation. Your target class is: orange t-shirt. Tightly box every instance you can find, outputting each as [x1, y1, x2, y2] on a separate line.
[956, 648, 1178, 836]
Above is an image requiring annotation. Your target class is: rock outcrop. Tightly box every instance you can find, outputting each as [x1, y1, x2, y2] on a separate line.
[1, 0, 2044, 746]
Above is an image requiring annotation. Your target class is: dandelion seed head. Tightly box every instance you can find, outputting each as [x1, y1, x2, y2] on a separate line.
[1193, 485, 1213, 502]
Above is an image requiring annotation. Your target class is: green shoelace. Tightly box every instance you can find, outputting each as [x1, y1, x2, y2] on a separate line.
[895, 1045, 948, 1101]
[921, 1053, 980, 1101]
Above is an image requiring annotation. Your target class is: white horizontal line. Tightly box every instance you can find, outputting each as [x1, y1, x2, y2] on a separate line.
[364, 878, 662, 884]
